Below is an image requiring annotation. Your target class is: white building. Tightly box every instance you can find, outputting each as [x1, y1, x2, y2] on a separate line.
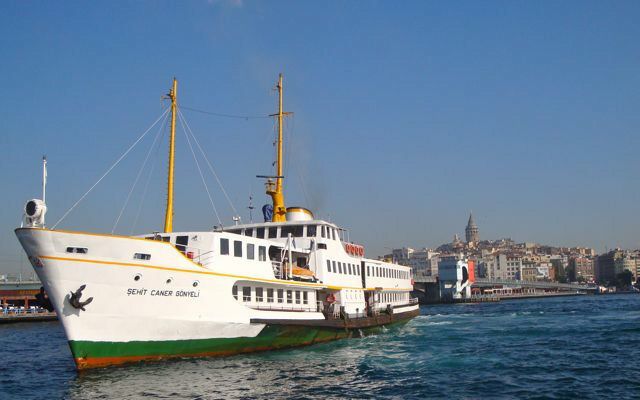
[438, 256, 474, 300]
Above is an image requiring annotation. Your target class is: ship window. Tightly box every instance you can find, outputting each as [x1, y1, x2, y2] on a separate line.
[256, 287, 264, 302]
[257, 227, 265, 239]
[268, 227, 278, 239]
[280, 226, 292, 238]
[367, 265, 370, 276]
[318, 243, 327, 250]
[242, 287, 251, 302]
[277, 289, 284, 303]
[220, 239, 229, 255]
[306, 225, 317, 237]
[232, 285, 238, 300]
[162, 236, 170, 242]
[321, 226, 326, 238]
[244, 228, 253, 237]
[348, 264, 352, 275]
[176, 235, 189, 252]
[327, 260, 331, 272]
[331, 229, 336, 240]
[295, 290, 301, 304]
[258, 246, 266, 261]
[133, 253, 151, 260]
[66, 247, 88, 254]
[247, 243, 255, 260]
[234, 241, 242, 257]
[303, 291, 308, 305]
[227, 229, 241, 235]
[286, 290, 293, 304]
[338, 262, 342, 274]
[267, 288, 274, 303]
[332, 261, 336, 273]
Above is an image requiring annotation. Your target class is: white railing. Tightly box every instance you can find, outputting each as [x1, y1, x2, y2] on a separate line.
[250, 304, 319, 313]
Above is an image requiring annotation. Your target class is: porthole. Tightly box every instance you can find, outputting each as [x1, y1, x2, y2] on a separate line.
[193, 281, 199, 287]
[134, 274, 142, 282]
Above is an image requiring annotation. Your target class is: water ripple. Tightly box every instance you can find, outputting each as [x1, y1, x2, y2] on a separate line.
[2, 294, 640, 399]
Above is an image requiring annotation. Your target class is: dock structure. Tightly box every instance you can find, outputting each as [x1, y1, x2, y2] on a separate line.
[0, 311, 57, 324]
[413, 274, 596, 304]
[0, 280, 42, 308]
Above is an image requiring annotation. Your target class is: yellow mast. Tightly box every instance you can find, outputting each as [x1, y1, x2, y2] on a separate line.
[266, 73, 290, 222]
[164, 78, 178, 232]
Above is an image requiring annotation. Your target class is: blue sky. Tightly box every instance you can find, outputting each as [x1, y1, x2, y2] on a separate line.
[1, 1, 639, 275]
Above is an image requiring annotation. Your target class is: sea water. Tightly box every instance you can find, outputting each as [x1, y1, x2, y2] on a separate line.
[1, 294, 639, 399]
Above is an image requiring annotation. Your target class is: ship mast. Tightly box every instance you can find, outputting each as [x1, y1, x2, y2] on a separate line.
[266, 73, 291, 222]
[164, 78, 178, 232]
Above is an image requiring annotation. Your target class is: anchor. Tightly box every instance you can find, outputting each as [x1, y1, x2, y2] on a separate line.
[69, 284, 93, 311]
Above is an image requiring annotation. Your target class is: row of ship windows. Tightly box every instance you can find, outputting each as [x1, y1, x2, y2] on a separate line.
[325, 260, 410, 280]
[226, 225, 341, 241]
[378, 292, 409, 303]
[232, 285, 309, 305]
[326, 260, 360, 276]
[367, 265, 409, 280]
[219, 239, 268, 261]
[66, 247, 152, 261]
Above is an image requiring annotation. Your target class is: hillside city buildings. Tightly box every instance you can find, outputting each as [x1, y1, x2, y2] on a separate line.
[383, 213, 639, 287]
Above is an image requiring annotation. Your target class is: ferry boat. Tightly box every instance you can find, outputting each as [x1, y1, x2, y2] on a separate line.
[15, 75, 419, 370]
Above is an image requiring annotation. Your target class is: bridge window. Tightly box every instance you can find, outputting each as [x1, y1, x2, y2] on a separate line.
[321, 226, 326, 238]
[256, 227, 265, 239]
[306, 225, 317, 237]
[268, 227, 278, 239]
[220, 239, 229, 255]
[234, 241, 242, 257]
[66, 247, 88, 254]
[244, 228, 253, 237]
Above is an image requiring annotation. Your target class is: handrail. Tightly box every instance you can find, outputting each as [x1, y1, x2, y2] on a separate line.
[250, 304, 319, 313]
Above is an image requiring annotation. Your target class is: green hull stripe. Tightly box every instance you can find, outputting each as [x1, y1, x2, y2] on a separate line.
[69, 323, 397, 360]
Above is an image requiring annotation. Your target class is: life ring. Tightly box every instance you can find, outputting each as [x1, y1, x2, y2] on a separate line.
[326, 293, 336, 303]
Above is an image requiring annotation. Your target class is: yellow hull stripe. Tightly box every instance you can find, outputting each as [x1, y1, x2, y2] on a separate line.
[38, 255, 412, 292]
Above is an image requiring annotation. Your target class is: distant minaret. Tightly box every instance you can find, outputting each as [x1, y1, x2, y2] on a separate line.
[465, 212, 479, 243]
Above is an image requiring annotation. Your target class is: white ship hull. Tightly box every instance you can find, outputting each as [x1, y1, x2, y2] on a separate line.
[16, 227, 418, 369]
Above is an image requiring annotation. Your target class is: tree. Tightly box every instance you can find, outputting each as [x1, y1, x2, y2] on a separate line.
[617, 270, 633, 287]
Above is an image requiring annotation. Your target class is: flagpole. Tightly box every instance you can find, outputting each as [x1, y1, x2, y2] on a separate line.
[42, 155, 47, 226]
